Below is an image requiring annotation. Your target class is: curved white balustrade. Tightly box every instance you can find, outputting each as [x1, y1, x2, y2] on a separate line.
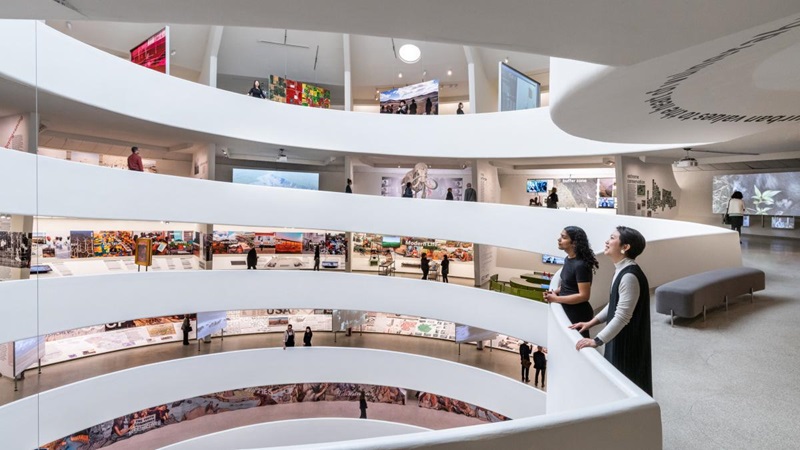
[0, 348, 545, 448]
[159, 418, 428, 450]
[0, 20, 684, 159]
[551, 15, 800, 144]
[0, 270, 548, 346]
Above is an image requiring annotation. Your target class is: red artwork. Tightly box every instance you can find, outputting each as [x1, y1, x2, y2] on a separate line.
[130, 28, 168, 74]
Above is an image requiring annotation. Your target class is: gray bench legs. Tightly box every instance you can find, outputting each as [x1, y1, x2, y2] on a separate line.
[750, 287, 755, 303]
[670, 310, 674, 327]
[703, 305, 707, 322]
[725, 295, 729, 311]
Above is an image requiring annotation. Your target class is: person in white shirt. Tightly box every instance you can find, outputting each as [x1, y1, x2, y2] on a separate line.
[727, 191, 746, 236]
[570, 226, 652, 396]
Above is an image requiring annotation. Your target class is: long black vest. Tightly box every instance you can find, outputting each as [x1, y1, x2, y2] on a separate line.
[605, 264, 653, 396]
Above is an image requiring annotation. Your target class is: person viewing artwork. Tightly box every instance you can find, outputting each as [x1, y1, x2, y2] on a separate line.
[402, 182, 414, 198]
[420, 252, 430, 280]
[313, 244, 320, 271]
[543, 226, 598, 337]
[246, 246, 258, 270]
[570, 226, 652, 396]
[345, 178, 353, 193]
[425, 97, 433, 115]
[463, 183, 477, 202]
[359, 391, 368, 419]
[456, 102, 465, 114]
[446, 188, 454, 200]
[533, 346, 547, 388]
[248, 80, 266, 99]
[127, 146, 143, 172]
[409, 98, 418, 115]
[303, 326, 313, 346]
[283, 324, 295, 349]
[519, 341, 532, 383]
[727, 191, 745, 236]
[546, 187, 559, 208]
[440, 254, 450, 283]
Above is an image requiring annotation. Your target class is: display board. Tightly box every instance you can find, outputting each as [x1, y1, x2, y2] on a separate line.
[380, 80, 439, 115]
[232, 168, 320, 190]
[0, 231, 31, 269]
[45, 383, 405, 450]
[418, 392, 509, 423]
[332, 310, 369, 332]
[526, 179, 548, 193]
[455, 324, 498, 343]
[32, 229, 194, 260]
[712, 171, 800, 215]
[13, 336, 45, 377]
[771, 216, 795, 229]
[219, 309, 332, 336]
[196, 311, 226, 340]
[267, 75, 331, 108]
[130, 27, 169, 75]
[498, 62, 540, 111]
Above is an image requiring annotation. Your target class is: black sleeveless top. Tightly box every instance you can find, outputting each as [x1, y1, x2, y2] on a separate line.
[605, 264, 652, 396]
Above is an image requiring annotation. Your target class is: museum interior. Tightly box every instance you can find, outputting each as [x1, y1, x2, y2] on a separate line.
[1, 2, 800, 449]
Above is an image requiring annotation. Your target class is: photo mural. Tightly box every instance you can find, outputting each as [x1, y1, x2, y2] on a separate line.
[712, 171, 800, 215]
[268, 75, 331, 108]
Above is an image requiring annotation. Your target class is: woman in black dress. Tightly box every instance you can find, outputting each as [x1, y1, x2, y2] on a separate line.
[543, 226, 598, 337]
[420, 252, 430, 280]
[571, 226, 652, 395]
[248, 80, 266, 99]
[303, 326, 313, 346]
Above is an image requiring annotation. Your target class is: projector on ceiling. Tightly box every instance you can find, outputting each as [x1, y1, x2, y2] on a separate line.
[673, 157, 698, 168]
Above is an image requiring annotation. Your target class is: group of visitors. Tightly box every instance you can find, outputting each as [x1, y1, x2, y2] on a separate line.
[540, 225, 653, 395]
[419, 252, 450, 283]
[283, 324, 314, 349]
[519, 342, 547, 387]
[381, 98, 435, 115]
[402, 182, 477, 201]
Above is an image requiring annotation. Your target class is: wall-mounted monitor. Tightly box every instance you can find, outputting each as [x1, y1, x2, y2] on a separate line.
[498, 62, 540, 112]
[130, 27, 169, 74]
[232, 168, 319, 191]
[597, 197, 616, 209]
[771, 216, 795, 229]
[526, 179, 548, 193]
[382, 236, 401, 248]
[542, 254, 565, 265]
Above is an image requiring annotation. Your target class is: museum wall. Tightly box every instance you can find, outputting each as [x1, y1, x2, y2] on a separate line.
[618, 157, 681, 220]
[498, 168, 616, 208]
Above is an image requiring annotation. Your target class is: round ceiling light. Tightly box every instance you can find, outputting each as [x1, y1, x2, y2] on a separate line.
[398, 44, 421, 64]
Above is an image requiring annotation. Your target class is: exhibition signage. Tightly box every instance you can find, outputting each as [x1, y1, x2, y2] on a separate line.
[195, 311, 227, 340]
[135, 238, 153, 268]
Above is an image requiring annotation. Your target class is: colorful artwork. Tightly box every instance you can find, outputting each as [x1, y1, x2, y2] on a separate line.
[380, 79, 439, 115]
[418, 392, 509, 423]
[0, 231, 31, 268]
[44, 383, 405, 449]
[70, 231, 93, 259]
[93, 231, 135, 257]
[130, 27, 168, 74]
[268, 75, 330, 109]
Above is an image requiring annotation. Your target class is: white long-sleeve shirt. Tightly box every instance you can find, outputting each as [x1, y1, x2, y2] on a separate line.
[595, 258, 640, 344]
[727, 198, 745, 216]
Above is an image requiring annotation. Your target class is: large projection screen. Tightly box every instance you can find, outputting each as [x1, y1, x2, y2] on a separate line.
[712, 171, 800, 215]
[380, 80, 439, 115]
[498, 62, 540, 112]
[130, 26, 169, 75]
[232, 168, 320, 191]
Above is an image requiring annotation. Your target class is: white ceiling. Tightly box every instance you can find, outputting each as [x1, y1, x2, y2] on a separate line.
[10, 0, 800, 65]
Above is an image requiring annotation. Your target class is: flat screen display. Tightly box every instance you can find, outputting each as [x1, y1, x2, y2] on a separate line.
[597, 197, 616, 208]
[542, 254, 565, 265]
[771, 216, 795, 229]
[712, 171, 800, 215]
[232, 168, 319, 191]
[499, 62, 540, 112]
[382, 236, 401, 248]
[526, 179, 548, 193]
[130, 27, 169, 74]
[743, 215, 750, 227]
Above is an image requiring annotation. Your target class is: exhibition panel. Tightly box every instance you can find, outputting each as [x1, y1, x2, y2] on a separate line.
[0, 271, 549, 347]
[161, 419, 428, 450]
[0, 21, 686, 159]
[0, 348, 545, 447]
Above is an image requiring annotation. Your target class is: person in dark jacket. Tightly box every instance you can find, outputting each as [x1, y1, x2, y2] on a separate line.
[546, 187, 559, 209]
[533, 346, 547, 388]
[519, 341, 532, 382]
[425, 97, 433, 115]
[303, 326, 313, 346]
[441, 254, 450, 283]
[463, 183, 477, 202]
[246, 247, 258, 270]
[181, 316, 192, 346]
[313, 245, 320, 271]
[409, 98, 418, 115]
[248, 80, 266, 98]
[420, 252, 430, 280]
[402, 182, 413, 198]
[345, 178, 353, 193]
[446, 188, 454, 200]
[359, 391, 368, 419]
[456, 102, 465, 114]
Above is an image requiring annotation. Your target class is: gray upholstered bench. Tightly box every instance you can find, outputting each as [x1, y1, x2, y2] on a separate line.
[655, 267, 765, 326]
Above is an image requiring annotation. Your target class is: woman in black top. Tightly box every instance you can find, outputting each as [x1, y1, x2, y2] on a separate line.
[446, 188, 454, 200]
[402, 182, 413, 198]
[420, 252, 430, 280]
[441, 254, 449, 283]
[456, 102, 465, 114]
[303, 326, 313, 346]
[425, 98, 433, 115]
[546, 187, 559, 209]
[248, 80, 266, 99]
[543, 226, 598, 337]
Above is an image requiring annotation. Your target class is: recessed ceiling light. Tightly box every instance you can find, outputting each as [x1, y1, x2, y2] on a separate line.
[398, 44, 421, 64]
[398, 72, 403, 79]
[447, 69, 452, 76]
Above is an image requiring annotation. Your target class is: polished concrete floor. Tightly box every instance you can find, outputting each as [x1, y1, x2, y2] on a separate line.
[3, 236, 798, 449]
